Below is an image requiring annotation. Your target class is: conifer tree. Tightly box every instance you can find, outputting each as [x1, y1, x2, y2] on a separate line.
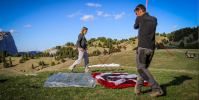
[9, 57, 13, 67]
[32, 63, 34, 69]
[31, 55, 34, 59]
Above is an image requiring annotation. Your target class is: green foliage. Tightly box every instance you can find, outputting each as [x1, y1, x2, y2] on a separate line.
[161, 38, 167, 44]
[103, 49, 107, 55]
[65, 42, 74, 46]
[184, 42, 199, 49]
[3, 62, 9, 68]
[163, 32, 166, 37]
[74, 55, 78, 60]
[25, 53, 28, 60]
[51, 62, 55, 66]
[179, 41, 185, 48]
[42, 61, 45, 66]
[167, 26, 198, 42]
[32, 63, 34, 69]
[31, 55, 34, 59]
[61, 58, 64, 63]
[1, 56, 5, 63]
[19, 59, 23, 63]
[57, 62, 60, 64]
[155, 33, 159, 35]
[28, 53, 30, 58]
[156, 43, 165, 49]
[56, 46, 61, 49]
[39, 61, 42, 66]
[9, 57, 13, 67]
[97, 37, 106, 42]
[14, 53, 19, 57]
[123, 47, 126, 50]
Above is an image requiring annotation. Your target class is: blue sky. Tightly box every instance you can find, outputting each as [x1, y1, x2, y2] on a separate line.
[0, 0, 198, 52]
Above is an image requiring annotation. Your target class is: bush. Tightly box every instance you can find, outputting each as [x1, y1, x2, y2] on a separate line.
[3, 62, 9, 68]
[19, 59, 23, 63]
[9, 57, 13, 67]
[42, 61, 45, 66]
[51, 62, 55, 66]
[31, 55, 34, 59]
[14, 53, 19, 57]
[32, 63, 34, 69]
[57, 62, 60, 64]
[39, 61, 42, 66]
[61, 58, 64, 63]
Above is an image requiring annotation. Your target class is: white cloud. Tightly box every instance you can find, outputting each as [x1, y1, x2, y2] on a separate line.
[23, 24, 32, 27]
[9, 29, 20, 35]
[0, 29, 2, 32]
[114, 12, 125, 19]
[67, 14, 75, 18]
[86, 3, 102, 7]
[103, 13, 111, 17]
[80, 15, 95, 21]
[67, 10, 81, 18]
[128, 14, 132, 16]
[96, 11, 103, 15]
[173, 25, 177, 29]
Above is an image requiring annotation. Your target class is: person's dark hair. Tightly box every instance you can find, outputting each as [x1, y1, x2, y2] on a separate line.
[134, 4, 146, 12]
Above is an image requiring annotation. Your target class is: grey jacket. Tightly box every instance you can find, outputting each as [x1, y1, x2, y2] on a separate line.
[77, 33, 87, 49]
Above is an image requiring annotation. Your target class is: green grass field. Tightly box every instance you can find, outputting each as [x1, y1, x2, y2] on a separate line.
[0, 49, 198, 100]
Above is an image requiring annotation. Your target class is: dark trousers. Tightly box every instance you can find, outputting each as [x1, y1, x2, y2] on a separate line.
[135, 47, 161, 92]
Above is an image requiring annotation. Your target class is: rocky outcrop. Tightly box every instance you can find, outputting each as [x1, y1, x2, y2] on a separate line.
[0, 32, 18, 56]
[18, 51, 42, 55]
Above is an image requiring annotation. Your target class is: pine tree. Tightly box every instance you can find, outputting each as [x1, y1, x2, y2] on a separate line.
[51, 62, 55, 66]
[54, 56, 57, 60]
[61, 58, 64, 63]
[21, 54, 24, 60]
[25, 53, 28, 60]
[69, 51, 73, 59]
[74, 55, 78, 60]
[1, 56, 5, 63]
[19, 59, 23, 63]
[39, 61, 42, 66]
[31, 55, 34, 59]
[123, 47, 126, 50]
[42, 61, 45, 66]
[32, 63, 34, 69]
[9, 57, 13, 67]
[28, 53, 30, 58]
[3, 62, 9, 68]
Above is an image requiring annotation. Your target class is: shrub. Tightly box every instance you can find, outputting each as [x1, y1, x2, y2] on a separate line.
[19, 59, 23, 63]
[32, 63, 34, 69]
[3, 62, 9, 68]
[57, 62, 60, 64]
[9, 57, 13, 67]
[39, 61, 42, 66]
[61, 58, 64, 63]
[51, 62, 55, 66]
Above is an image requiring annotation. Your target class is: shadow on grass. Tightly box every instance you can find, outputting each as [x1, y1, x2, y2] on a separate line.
[142, 75, 192, 96]
[0, 79, 8, 84]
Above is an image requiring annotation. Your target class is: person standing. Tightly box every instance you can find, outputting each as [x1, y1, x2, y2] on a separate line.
[133, 4, 163, 97]
[68, 27, 91, 73]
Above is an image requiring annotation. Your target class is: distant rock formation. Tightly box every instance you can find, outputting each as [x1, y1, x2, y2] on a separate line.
[0, 32, 18, 56]
[49, 49, 60, 56]
[18, 51, 42, 56]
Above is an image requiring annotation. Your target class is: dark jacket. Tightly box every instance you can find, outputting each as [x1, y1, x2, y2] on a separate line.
[134, 13, 157, 50]
[77, 33, 87, 49]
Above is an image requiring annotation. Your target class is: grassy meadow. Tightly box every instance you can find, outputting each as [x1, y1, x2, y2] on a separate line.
[0, 48, 198, 100]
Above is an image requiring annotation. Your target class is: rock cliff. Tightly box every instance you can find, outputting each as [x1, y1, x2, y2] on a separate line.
[0, 32, 18, 56]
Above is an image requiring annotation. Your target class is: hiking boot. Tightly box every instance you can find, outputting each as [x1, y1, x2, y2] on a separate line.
[134, 90, 143, 95]
[148, 90, 164, 97]
[134, 75, 142, 95]
[68, 68, 73, 73]
[85, 69, 92, 73]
